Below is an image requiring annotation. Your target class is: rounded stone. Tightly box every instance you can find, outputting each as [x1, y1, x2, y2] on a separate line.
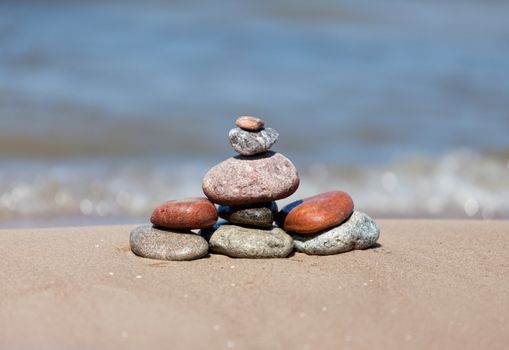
[150, 197, 217, 230]
[218, 201, 278, 228]
[201, 223, 293, 258]
[202, 151, 300, 205]
[130, 225, 209, 261]
[278, 191, 354, 234]
[292, 211, 380, 255]
[235, 116, 265, 131]
[229, 127, 279, 156]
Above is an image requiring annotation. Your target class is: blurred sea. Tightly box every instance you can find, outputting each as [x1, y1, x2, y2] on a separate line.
[1, 0, 509, 227]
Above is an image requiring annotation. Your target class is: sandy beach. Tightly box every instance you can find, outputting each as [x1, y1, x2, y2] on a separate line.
[0, 220, 507, 349]
[2, 2, 508, 349]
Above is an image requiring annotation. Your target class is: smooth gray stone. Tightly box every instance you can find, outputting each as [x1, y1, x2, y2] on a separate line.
[130, 225, 209, 261]
[218, 202, 278, 228]
[201, 223, 293, 258]
[228, 127, 279, 156]
[292, 211, 380, 255]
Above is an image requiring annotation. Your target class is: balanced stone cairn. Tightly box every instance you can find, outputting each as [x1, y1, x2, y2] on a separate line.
[130, 116, 380, 260]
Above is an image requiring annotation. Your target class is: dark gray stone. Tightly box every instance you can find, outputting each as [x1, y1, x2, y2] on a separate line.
[228, 127, 279, 156]
[291, 211, 380, 255]
[130, 225, 209, 261]
[218, 202, 278, 227]
[201, 223, 293, 258]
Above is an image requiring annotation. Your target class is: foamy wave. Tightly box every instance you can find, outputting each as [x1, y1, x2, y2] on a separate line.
[299, 150, 509, 220]
[1, 150, 508, 228]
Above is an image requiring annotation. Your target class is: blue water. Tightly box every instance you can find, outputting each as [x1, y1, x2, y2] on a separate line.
[1, 0, 509, 227]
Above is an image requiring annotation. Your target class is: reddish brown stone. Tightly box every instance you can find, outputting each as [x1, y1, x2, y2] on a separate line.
[235, 116, 265, 131]
[150, 197, 218, 230]
[278, 191, 354, 234]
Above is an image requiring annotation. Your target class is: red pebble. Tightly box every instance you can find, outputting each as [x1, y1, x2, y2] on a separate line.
[278, 191, 354, 234]
[150, 197, 218, 230]
[235, 116, 265, 131]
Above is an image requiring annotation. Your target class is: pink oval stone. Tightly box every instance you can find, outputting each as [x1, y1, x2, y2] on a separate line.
[235, 116, 265, 131]
[202, 151, 300, 205]
[150, 197, 218, 230]
[278, 191, 354, 234]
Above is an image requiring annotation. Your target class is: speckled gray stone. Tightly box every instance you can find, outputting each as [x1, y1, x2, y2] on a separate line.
[229, 127, 279, 156]
[218, 202, 278, 228]
[202, 151, 300, 205]
[202, 223, 293, 258]
[292, 211, 380, 255]
[130, 225, 208, 261]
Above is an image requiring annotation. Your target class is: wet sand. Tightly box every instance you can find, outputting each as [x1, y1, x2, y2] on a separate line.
[1, 220, 508, 349]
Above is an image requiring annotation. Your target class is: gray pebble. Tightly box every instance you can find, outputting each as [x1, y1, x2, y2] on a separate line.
[201, 223, 293, 258]
[292, 211, 380, 255]
[218, 202, 278, 228]
[229, 127, 279, 156]
[130, 224, 209, 261]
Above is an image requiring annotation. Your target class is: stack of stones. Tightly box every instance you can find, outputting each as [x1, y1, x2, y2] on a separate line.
[278, 193, 380, 255]
[130, 116, 380, 261]
[201, 116, 299, 258]
[130, 198, 216, 261]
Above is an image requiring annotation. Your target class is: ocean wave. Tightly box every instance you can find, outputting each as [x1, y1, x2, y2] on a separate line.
[1, 149, 507, 228]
